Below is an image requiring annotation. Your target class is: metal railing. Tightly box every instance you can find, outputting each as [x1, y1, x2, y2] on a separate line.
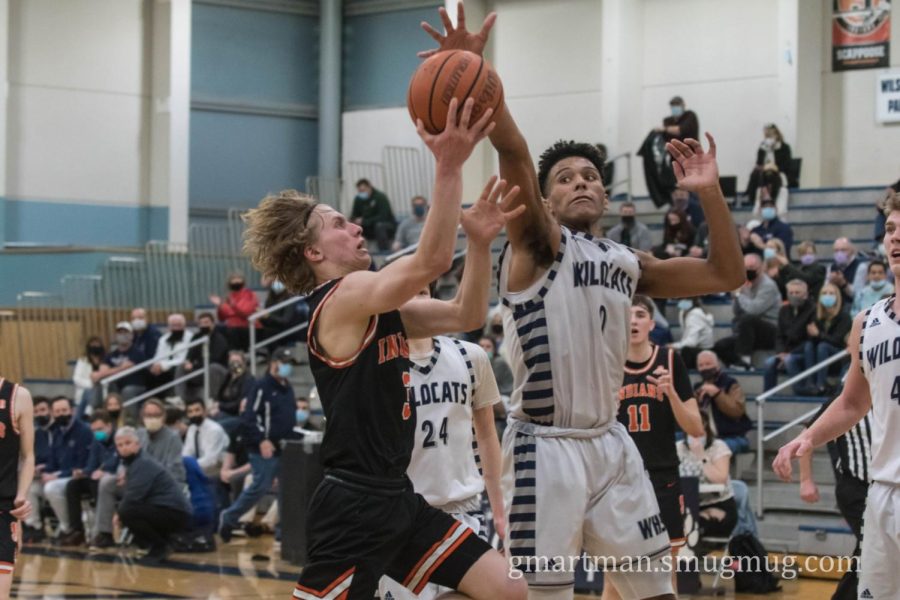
[248, 296, 309, 375]
[100, 335, 211, 408]
[753, 349, 849, 518]
[606, 152, 633, 202]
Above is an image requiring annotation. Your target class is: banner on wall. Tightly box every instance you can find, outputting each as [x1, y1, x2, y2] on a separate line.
[832, 0, 891, 72]
[876, 72, 900, 123]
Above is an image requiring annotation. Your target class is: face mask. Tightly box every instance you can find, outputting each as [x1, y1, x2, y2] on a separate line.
[671, 105, 684, 117]
[121, 452, 138, 466]
[168, 330, 184, 341]
[34, 415, 50, 428]
[764, 136, 776, 144]
[357, 191, 371, 201]
[277, 363, 293, 379]
[143, 417, 163, 433]
[871, 279, 887, 290]
[131, 319, 146, 332]
[761, 207, 777, 221]
[677, 299, 693, 311]
[116, 333, 132, 346]
[491, 324, 503, 335]
[800, 253, 816, 266]
[271, 280, 285, 294]
[413, 205, 427, 218]
[55, 415, 71, 427]
[188, 415, 204, 426]
[229, 362, 245, 375]
[94, 430, 109, 443]
[229, 282, 244, 291]
[199, 326, 212, 336]
[295, 409, 309, 424]
[699, 368, 718, 382]
[833, 250, 849, 265]
[621, 215, 636, 227]
[788, 295, 807, 308]
[486, 351, 495, 360]
[88, 345, 104, 356]
[688, 435, 707, 448]
[763, 247, 777, 260]
[746, 269, 758, 282]
[108, 410, 121, 421]
[820, 294, 838, 309]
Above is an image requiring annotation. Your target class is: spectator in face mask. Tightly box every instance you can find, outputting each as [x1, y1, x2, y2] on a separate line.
[259, 278, 307, 347]
[851, 259, 894, 315]
[215, 352, 256, 436]
[96, 322, 148, 405]
[130, 307, 161, 360]
[796, 240, 826, 298]
[670, 298, 714, 369]
[805, 283, 853, 396]
[210, 272, 259, 351]
[763, 280, 816, 393]
[350, 178, 396, 251]
[750, 198, 794, 259]
[182, 399, 229, 480]
[746, 123, 794, 204]
[605, 201, 654, 252]
[485, 311, 509, 364]
[826, 237, 868, 304]
[693, 351, 752, 454]
[136, 399, 185, 484]
[103, 393, 126, 429]
[176, 312, 229, 403]
[22, 396, 53, 541]
[149, 313, 194, 394]
[72, 336, 106, 418]
[658, 95, 699, 143]
[392, 196, 430, 251]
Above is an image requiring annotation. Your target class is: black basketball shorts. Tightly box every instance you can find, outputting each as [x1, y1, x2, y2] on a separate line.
[648, 469, 686, 547]
[0, 510, 17, 573]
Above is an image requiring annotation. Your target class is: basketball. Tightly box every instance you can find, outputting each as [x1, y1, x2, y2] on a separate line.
[407, 50, 504, 135]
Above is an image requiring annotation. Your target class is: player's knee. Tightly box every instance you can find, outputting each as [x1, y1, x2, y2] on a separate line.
[502, 575, 527, 600]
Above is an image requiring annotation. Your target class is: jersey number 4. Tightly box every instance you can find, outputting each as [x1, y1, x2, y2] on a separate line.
[626, 404, 651, 433]
[892, 376, 900, 406]
[422, 417, 449, 448]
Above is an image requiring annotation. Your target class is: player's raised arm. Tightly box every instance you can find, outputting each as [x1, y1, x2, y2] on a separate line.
[772, 311, 872, 481]
[400, 177, 523, 338]
[419, 1, 559, 277]
[636, 134, 745, 297]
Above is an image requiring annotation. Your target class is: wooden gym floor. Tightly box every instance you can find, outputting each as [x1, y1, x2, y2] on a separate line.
[12, 536, 840, 599]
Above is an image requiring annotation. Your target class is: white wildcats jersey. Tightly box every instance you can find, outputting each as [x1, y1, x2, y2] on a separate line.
[498, 226, 640, 429]
[859, 296, 900, 484]
[405, 337, 501, 506]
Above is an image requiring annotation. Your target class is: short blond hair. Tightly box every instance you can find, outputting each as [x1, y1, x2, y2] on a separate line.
[883, 189, 900, 217]
[243, 190, 319, 294]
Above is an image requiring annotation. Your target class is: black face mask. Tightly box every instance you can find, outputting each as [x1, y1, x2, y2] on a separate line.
[621, 215, 636, 227]
[746, 269, 758, 282]
[491, 324, 503, 335]
[108, 410, 121, 421]
[34, 415, 50, 428]
[699, 368, 719, 382]
[55, 415, 71, 428]
[121, 452, 139, 466]
[169, 330, 184, 341]
[198, 327, 212, 336]
[188, 415, 204, 426]
[87, 346, 104, 357]
[229, 282, 244, 291]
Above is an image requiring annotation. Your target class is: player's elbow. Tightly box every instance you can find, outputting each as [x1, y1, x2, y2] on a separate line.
[461, 314, 485, 332]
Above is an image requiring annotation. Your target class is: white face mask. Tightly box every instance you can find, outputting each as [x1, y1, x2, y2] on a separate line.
[131, 319, 147, 332]
[688, 435, 707, 448]
[143, 417, 163, 433]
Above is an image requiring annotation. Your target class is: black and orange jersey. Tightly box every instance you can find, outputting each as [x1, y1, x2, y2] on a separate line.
[306, 278, 415, 480]
[0, 379, 20, 509]
[617, 344, 694, 472]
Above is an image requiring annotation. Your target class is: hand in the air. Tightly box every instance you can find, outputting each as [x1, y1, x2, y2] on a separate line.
[419, 2, 496, 59]
[667, 133, 720, 192]
[460, 176, 524, 247]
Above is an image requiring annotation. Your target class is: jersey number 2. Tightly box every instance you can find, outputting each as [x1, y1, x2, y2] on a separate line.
[627, 404, 651, 433]
[422, 417, 449, 448]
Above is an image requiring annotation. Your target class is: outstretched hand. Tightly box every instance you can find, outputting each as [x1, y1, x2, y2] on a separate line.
[461, 176, 524, 246]
[416, 97, 495, 168]
[419, 1, 496, 59]
[667, 132, 720, 192]
[772, 435, 814, 482]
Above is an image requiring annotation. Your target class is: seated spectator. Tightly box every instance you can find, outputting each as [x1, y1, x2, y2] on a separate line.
[175, 312, 229, 403]
[259, 279, 307, 346]
[215, 351, 256, 435]
[677, 412, 738, 538]
[795, 240, 826, 297]
[694, 351, 752, 454]
[672, 188, 705, 229]
[148, 313, 193, 395]
[804, 282, 853, 396]
[746, 123, 793, 205]
[689, 221, 711, 258]
[183, 399, 229, 480]
[60, 411, 118, 546]
[477, 336, 513, 398]
[751, 167, 789, 218]
[392, 195, 429, 251]
[653, 209, 695, 259]
[763, 237, 800, 299]
[827, 237, 868, 305]
[738, 223, 760, 257]
[606, 201, 654, 252]
[104, 393, 126, 429]
[96, 321, 148, 408]
[72, 337, 106, 419]
[219, 430, 251, 507]
[669, 297, 714, 369]
[218, 348, 297, 542]
[113, 427, 192, 564]
[851, 259, 893, 315]
[23, 396, 52, 542]
[210, 272, 259, 352]
[763, 280, 815, 393]
[41, 397, 93, 542]
[750, 198, 794, 258]
[350, 178, 396, 251]
[712, 253, 782, 368]
[485, 310, 509, 364]
[130, 307, 161, 359]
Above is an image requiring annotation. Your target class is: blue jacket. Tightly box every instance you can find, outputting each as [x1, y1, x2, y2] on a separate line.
[241, 372, 296, 452]
[752, 218, 794, 258]
[35, 427, 51, 466]
[85, 436, 119, 474]
[47, 420, 93, 477]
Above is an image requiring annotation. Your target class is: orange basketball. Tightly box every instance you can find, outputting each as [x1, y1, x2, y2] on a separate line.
[407, 50, 504, 135]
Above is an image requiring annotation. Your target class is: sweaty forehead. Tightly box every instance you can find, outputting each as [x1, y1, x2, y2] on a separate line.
[550, 156, 598, 177]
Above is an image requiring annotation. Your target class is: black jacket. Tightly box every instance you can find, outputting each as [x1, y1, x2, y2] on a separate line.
[119, 452, 191, 515]
[186, 329, 229, 368]
[814, 311, 853, 348]
[241, 372, 296, 452]
[775, 300, 816, 353]
[218, 371, 256, 416]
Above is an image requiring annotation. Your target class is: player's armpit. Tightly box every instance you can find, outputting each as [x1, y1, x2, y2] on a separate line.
[635, 251, 742, 298]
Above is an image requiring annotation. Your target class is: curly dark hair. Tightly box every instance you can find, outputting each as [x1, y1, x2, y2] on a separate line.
[537, 140, 607, 197]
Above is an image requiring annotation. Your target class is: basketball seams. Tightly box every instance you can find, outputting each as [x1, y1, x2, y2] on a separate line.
[426, 51, 458, 135]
